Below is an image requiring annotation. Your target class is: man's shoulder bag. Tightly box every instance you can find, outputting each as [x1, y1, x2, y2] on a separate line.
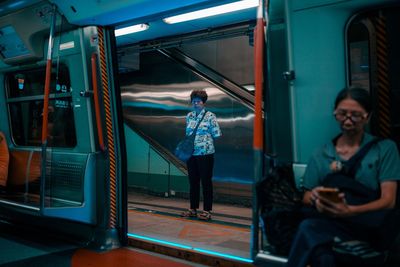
[175, 135, 196, 162]
[174, 111, 207, 162]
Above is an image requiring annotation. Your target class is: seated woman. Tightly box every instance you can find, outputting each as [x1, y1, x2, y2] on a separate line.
[286, 87, 400, 267]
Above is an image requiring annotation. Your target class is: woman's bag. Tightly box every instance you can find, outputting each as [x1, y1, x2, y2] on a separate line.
[174, 135, 196, 162]
[322, 138, 400, 251]
[322, 138, 381, 208]
[257, 163, 304, 255]
[174, 111, 207, 162]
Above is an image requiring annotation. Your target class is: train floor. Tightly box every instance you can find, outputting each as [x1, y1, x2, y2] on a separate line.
[0, 190, 253, 267]
[127, 190, 253, 261]
[0, 219, 208, 267]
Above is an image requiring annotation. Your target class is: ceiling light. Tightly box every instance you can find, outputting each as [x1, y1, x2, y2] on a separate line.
[115, 23, 149, 37]
[163, 0, 258, 24]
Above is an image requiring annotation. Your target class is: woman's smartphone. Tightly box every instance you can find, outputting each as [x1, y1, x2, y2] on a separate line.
[318, 187, 341, 203]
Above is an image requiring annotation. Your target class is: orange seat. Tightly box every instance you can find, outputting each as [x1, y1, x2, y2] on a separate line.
[8, 151, 41, 186]
[0, 132, 10, 187]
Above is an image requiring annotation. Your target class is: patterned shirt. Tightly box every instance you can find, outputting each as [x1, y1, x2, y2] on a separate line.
[186, 109, 222, 156]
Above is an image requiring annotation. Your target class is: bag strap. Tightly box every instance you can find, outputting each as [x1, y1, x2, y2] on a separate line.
[341, 137, 382, 178]
[191, 110, 207, 136]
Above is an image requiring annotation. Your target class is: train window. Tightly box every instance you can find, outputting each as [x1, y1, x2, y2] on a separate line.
[347, 8, 400, 142]
[347, 20, 370, 89]
[5, 65, 77, 147]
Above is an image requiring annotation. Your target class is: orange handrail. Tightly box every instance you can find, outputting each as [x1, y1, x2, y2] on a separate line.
[253, 6, 265, 150]
[41, 61, 52, 144]
[91, 53, 105, 151]
[252, 0, 268, 258]
[40, 4, 57, 213]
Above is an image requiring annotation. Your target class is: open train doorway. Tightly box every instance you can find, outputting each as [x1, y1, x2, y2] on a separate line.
[118, 23, 256, 262]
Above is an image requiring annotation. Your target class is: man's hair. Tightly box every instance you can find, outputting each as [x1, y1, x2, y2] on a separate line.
[190, 90, 208, 103]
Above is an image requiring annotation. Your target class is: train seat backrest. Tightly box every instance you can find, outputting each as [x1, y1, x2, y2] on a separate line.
[0, 132, 10, 187]
[7, 150, 41, 186]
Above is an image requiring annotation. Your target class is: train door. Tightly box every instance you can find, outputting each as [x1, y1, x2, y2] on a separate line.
[118, 25, 258, 262]
[0, 3, 111, 231]
[1, 27, 98, 224]
[255, 1, 400, 265]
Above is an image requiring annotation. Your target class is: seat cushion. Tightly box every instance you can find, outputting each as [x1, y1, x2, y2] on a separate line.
[0, 132, 9, 186]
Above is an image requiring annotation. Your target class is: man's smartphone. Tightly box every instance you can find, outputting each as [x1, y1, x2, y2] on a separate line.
[318, 187, 341, 203]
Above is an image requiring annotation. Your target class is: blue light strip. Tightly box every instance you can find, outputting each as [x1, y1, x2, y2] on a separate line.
[128, 233, 253, 263]
[194, 248, 253, 263]
[128, 233, 192, 250]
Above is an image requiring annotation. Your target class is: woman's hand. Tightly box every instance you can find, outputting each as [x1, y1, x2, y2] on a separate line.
[308, 181, 397, 218]
[312, 187, 353, 217]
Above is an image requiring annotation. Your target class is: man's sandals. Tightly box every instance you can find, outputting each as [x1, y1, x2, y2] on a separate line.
[180, 209, 197, 217]
[181, 209, 212, 221]
[198, 210, 212, 221]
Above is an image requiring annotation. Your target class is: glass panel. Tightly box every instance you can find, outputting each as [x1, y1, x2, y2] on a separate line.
[7, 65, 71, 98]
[1, 65, 78, 209]
[8, 98, 76, 147]
[347, 22, 370, 89]
[6, 66, 76, 148]
[347, 8, 400, 143]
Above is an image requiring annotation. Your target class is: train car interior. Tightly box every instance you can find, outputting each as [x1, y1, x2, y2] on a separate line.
[0, 0, 399, 266]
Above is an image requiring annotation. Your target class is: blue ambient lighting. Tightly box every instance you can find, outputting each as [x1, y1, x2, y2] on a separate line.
[8, 1, 25, 9]
[128, 233, 253, 263]
[127, 233, 192, 250]
[194, 248, 253, 263]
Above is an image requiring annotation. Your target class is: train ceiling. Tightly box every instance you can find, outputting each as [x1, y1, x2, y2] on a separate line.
[0, 0, 283, 49]
[48, 0, 262, 46]
[0, 0, 274, 46]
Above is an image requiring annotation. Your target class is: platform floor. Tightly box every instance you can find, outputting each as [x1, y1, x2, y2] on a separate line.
[127, 190, 253, 259]
[0, 190, 254, 266]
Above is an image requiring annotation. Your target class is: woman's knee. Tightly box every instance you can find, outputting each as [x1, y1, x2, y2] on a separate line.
[298, 219, 320, 232]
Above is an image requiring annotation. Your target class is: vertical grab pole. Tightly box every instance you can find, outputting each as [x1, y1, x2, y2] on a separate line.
[252, 0, 268, 259]
[91, 53, 106, 151]
[40, 4, 57, 213]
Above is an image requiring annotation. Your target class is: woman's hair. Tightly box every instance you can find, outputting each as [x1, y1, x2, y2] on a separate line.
[334, 87, 372, 113]
[190, 90, 208, 103]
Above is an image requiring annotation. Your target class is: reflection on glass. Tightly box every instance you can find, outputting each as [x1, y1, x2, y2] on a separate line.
[348, 21, 370, 90]
[1, 65, 80, 209]
[0, 149, 41, 208]
[0, 149, 86, 208]
[6, 65, 76, 147]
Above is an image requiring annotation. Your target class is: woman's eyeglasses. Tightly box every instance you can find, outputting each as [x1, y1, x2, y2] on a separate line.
[333, 109, 367, 123]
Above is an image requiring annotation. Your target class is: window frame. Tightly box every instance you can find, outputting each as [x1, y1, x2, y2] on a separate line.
[5, 64, 77, 148]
